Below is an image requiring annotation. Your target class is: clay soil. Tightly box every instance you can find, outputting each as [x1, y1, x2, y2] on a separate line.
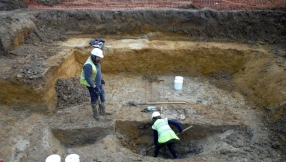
[0, 5, 286, 162]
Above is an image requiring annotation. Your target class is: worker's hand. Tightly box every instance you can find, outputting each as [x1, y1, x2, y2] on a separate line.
[94, 87, 100, 94]
[176, 131, 183, 135]
[101, 79, 105, 85]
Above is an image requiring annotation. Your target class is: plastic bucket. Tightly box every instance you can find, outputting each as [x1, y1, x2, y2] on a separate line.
[65, 154, 80, 162]
[174, 79, 183, 90]
[175, 76, 183, 81]
[174, 76, 184, 90]
[45, 154, 61, 162]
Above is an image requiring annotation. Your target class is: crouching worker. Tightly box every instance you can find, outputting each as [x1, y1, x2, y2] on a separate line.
[151, 111, 182, 159]
[80, 48, 112, 120]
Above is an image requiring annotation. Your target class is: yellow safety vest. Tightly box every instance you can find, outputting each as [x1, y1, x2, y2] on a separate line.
[80, 56, 97, 87]
[152, 118, 180, 144]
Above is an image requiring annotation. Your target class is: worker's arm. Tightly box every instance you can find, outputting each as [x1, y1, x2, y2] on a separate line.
[168, 119, 183, 133]
[83, 64, 95, 88]
[153, 130, 158, 145]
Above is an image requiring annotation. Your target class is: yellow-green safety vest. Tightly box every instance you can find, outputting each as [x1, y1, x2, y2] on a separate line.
[152, 118, 180, 144]
[80, 56, 97, 87]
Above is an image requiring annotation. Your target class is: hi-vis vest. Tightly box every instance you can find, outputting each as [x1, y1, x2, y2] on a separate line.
[152, 118, 179, 144]
[80, 56, 97, 87]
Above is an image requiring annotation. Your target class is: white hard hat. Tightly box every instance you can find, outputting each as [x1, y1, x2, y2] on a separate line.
[91, 48, 104, 58]
[65, 154, 80, 162]
[151, 111, 161, 120]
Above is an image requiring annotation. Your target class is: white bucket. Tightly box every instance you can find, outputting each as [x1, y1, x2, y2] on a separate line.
[175, 76, 183, 81]
[174, 79, 183, 90]
[65, 154, 80, 162]
[45, 154, 61, 162]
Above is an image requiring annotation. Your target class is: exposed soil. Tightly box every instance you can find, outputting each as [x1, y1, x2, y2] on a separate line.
[0, 6, 286, 162]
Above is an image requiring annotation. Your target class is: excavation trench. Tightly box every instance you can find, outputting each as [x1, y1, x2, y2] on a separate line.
[0, 37, 284, 161]
[115, 121, 247, 158]
[46, 38, 284, 160]
[51, 120, 246, 159]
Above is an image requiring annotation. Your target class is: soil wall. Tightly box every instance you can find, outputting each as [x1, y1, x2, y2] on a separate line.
[1, 10, 286, 54]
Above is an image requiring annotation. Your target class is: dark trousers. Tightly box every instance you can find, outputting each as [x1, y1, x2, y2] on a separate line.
[87, 85, 105, 104]
[154, 139, 179, 159]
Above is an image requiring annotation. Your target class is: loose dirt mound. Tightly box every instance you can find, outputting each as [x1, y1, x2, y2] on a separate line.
[55, 77, 89, 110]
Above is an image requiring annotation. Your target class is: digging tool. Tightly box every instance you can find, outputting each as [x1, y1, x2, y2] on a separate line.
[144, 125, 193, 155]
[129, 101, 186, 107]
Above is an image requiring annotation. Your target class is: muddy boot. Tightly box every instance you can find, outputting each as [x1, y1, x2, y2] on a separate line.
[91, 103, 99, 120]
[99, 102, 112, 115]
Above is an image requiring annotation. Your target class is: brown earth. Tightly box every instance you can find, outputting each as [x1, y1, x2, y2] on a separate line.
[0, 7, 286, 162]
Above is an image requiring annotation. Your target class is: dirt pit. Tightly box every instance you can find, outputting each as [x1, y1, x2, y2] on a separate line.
[0, 9, 286, 162]
[1, 37, 286, 162]
[5, 40, 285, 161]
[45, 65, 282, 161]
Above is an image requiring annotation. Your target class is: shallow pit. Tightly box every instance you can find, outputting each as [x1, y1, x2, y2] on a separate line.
[115, 121, 247, 159]
[51, 126, 114, 147]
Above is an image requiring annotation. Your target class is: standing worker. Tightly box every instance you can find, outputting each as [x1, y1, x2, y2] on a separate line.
[151, 111, 182, 159]
[80, 45, 112, 120]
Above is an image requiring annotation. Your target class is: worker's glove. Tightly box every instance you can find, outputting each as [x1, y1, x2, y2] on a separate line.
[94, 87, 100, 95]
[101, 79, 105, 85]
